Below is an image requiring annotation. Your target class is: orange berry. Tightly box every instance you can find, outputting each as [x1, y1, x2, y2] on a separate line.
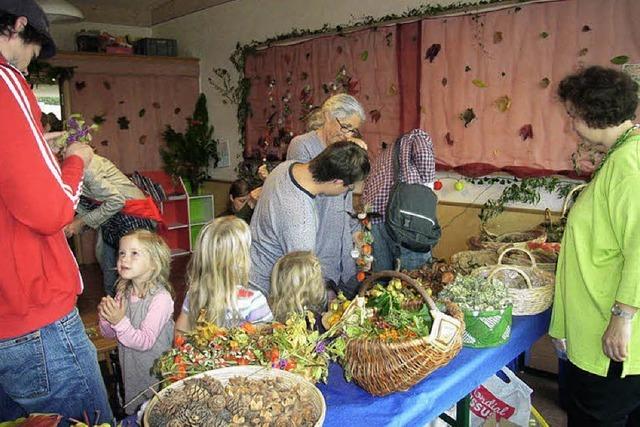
[356, 271, 366, 282]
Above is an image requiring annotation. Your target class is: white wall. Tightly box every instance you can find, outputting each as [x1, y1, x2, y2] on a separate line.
[151, 0, 486, 181]
[50, 22, 152, 52]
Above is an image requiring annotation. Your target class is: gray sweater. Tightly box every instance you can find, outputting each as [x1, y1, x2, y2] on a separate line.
[287, 132, 358, 284]
[249, 161, 317, 295]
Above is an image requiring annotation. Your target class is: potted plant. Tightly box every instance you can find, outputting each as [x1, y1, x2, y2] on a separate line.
[160, 93, 219, 195]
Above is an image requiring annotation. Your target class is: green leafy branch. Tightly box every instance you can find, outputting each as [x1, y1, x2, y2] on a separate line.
[467, 176, 576, 223]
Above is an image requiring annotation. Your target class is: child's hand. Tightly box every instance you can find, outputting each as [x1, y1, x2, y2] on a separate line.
[99, 295, 127, 325]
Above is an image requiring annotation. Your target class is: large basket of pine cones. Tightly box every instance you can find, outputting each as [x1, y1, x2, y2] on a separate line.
[144, 366, 326, 426]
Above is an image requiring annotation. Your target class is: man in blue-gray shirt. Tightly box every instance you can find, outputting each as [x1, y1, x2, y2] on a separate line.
[249, 141, 370, 297]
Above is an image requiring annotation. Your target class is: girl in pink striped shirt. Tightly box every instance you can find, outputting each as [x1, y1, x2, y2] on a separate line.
[98, 229, 174, 414]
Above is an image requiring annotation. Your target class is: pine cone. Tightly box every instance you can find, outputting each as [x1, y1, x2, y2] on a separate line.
[183, 381, 212, 401]
[200, 376, 225, 395]
[226, 394, 245, 416]
[207, 394, 227, 412]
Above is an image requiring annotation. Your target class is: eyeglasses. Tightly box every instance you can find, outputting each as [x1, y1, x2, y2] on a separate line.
[336, 118, 362, 139]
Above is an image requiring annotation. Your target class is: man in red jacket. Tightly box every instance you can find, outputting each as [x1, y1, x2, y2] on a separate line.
[0, 1, 113, 422]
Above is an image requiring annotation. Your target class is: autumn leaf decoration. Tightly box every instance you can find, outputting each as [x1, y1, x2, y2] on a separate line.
[117, 116, 130, 130]
[425, 43, 441, 62]
[360, 50, 369, 61]
[92, 114, 106, 125]
[539, 77, 551, 89]
[494, 95, 511, 112]
[519, 124, 534, 140]
[445, 132, 454, 146]
[370, 109, 382, 123]
[493, 31, 503, 44]
[611, 55, 629, 65]
[459, 108, 476, 127]
[472, 79, 488, 88]
[578, 48, 589, 57]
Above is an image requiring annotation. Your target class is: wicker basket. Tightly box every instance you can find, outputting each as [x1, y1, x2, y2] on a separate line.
[471, 248, 555, 315]
[538, 183, 588, 244]
[344, 271, 464, 396]
[451, 247, 558, 275]
[143, 366, 326, 426]
[467, 226, 547, 251]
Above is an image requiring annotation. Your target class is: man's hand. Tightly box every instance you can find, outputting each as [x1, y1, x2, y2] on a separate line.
[64, 142, 94, 167]
[602, 315, 632, 362]
[348, 137, 368, 151]
[98, 295, 127, 325]
[64, 217, 85, 238]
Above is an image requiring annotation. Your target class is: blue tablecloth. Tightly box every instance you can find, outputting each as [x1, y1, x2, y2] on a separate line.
[317, 310, 551, 427]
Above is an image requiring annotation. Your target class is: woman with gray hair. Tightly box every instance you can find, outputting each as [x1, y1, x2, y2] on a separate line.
[287, 93, 367, 298]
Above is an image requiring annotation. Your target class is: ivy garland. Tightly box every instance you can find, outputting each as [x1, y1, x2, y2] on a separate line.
[209, 0, 589, 221]
[209, 0, 520, 150]
[27, 60, 75, 87]
[466, 176, 577, 223]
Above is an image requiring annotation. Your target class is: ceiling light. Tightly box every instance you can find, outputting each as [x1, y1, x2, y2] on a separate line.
[37, 0, 84, 23]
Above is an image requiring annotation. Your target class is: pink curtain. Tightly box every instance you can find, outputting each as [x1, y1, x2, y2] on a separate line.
[421, 0, 640, 177]
[244, 25, 403, 160]
[243, 0, 640, 175]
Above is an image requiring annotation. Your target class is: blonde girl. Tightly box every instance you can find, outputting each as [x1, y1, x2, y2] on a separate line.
[175, 216, 272, 334]
[98, 229, 174, 414]
[269, 251, 327, 323]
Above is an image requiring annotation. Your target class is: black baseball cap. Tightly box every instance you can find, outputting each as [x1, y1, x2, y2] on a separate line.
[0, 0, 56, 59]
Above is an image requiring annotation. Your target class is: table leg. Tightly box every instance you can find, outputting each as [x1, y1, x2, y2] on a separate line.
[438, 394, 470, 427]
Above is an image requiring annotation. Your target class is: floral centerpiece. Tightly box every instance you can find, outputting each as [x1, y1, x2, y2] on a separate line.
[155, 312, 344, 385]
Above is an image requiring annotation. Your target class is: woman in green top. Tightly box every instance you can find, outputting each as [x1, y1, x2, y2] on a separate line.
[218, 179, 259, 224]
[550, 66, 640, 426]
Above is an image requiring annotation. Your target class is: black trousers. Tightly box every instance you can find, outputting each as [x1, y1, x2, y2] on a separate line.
[567, 360, 640, 426]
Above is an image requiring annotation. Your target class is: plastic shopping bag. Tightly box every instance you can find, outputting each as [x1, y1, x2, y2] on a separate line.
[470, 367, 533, 427]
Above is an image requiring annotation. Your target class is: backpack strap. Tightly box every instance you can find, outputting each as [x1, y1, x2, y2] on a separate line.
[392, 136, 403, 183]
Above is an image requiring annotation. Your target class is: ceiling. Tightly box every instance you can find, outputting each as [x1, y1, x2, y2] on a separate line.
[67, 0, 234, 26]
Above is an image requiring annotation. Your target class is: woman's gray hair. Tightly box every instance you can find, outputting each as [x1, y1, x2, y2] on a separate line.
[320, 93, 366, 123]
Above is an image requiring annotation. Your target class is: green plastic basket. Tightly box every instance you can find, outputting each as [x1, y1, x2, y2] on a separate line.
[462, 305, 512, 348]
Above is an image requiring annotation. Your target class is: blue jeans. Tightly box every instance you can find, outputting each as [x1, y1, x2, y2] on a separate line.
[0, 308, 113, 424]
[371, 222, 432, 271]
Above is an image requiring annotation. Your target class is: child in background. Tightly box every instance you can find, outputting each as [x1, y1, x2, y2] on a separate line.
[269, 251, 327, 323]
[98, 229, 174, 414]
[175, 216, 272, 335]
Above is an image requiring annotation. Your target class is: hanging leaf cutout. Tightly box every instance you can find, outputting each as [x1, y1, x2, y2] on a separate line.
[442, 77, 448, 87]
[119, 100, 125, 105]
[445, 132, 454, 146]
[117, 116, 130, 130]
[360, 50, 369, 61]
[494, 95, 511, 112]
[540, 31, 549, 39]
[336, 46, 343, 54]
[174, 107, 181, 114]
[459, 108, 476, 127]
[493, 31, 503, 44]
[138, 135, 147, 145]
[385, 33, 393, 47]
[75, 81, 86, 91]
[103, 81, 111, 90]
[370, 109, 382, 123]
[305, 52, 311, 60]
[100, 140, 109, 146]
[92, 114, 106, 125]
[519, 124, 534, 140]
[540, 77, 551, 88]
[582, 25, 591, 32]
[465, 65, 471, 72]
[611, 55, 629, 65]
[138, 108, 146, 118]
[152, 102, 161, 109]
[425, 43, 441, 62]
[579, 48, 589, 57]
[381, 141, 388, 150]
[300, 72, 308, 81]
[472, 79, 488, 88]
[388, 84, 398, 96]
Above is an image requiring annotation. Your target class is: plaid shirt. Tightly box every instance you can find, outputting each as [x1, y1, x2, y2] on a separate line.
[362, 129, 435, 224]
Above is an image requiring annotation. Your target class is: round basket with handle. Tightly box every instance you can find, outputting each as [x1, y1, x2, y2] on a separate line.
[471, 247, 555, 315]
[144, 366, 326, 426]
[538, 183, 588, 244]
[344, 270, 464, 396]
